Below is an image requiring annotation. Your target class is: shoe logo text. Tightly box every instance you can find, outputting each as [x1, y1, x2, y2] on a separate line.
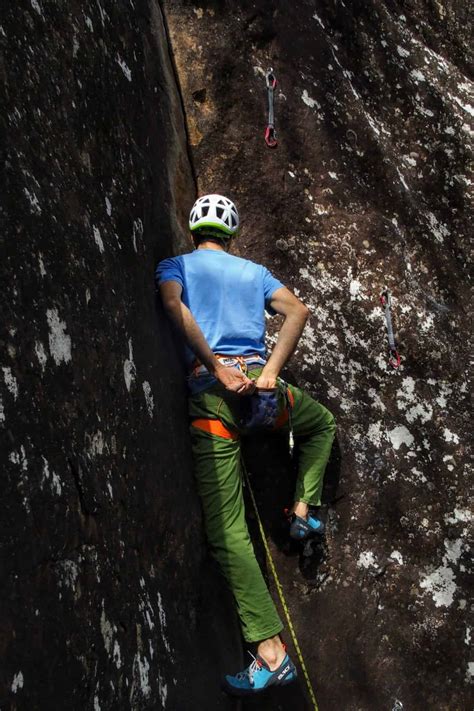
[277, 665, 290, 680]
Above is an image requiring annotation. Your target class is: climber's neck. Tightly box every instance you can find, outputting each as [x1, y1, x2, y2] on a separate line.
[197, 240, 227, 252]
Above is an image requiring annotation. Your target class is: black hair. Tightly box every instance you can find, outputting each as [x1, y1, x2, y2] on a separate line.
[192, 228, 231, 249]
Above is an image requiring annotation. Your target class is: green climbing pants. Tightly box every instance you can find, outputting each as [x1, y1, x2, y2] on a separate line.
[189, 368, 336, 643]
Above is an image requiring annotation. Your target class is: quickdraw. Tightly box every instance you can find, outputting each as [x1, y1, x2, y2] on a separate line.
[265, 68, 278, 148]
[380, 290, 401, 369]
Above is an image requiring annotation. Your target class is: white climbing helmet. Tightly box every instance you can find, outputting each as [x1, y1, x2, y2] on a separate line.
[189, 194, 239, 237]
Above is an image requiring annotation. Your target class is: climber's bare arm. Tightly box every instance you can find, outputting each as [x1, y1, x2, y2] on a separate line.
[160, 280, 255, 395]
[256, 287, 310, 389]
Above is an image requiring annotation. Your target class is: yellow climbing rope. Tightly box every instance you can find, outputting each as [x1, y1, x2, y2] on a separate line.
[242, 464, 319, 711]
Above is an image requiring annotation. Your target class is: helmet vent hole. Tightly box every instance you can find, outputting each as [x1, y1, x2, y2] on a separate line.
[216, 207, 224, 219]
[201, 206, 210, 217]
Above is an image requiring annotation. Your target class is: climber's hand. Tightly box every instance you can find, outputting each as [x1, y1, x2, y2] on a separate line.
[214, 365, 256, 395]
[255, 372, 278, 389]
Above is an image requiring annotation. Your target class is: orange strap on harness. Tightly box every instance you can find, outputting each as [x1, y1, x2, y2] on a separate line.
[191, 418, 239, 440]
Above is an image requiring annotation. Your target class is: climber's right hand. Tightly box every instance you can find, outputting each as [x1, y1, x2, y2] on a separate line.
[214, 364, 256, 395]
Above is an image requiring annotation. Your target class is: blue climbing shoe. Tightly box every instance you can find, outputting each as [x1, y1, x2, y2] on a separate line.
[289, 512, 325, 540]
[223, 652, 297, 696]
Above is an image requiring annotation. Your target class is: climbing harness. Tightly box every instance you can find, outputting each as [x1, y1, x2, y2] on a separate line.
[190, 353, 266, 378]
[380, 290, 401, 369]
[242, 462, 319, 711]
[264, 68, 278, 148]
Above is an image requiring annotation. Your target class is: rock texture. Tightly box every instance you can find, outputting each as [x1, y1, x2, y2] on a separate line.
[162, 1, 473, 709]
[2, 2, 241, 709]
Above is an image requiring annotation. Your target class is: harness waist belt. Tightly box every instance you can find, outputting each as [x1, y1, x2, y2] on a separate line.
[191, 354, 267, 377]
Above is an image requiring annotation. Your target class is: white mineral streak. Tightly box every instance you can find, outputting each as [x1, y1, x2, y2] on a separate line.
[51, 472, 62, 495]
[105, 196, 112, 216]
[158, 669, 168, 706]
[56, 560, 79, 591]
[35, 341, 48, 371]
[443, 428, 460, 444]
[396, 378, 433, 423]
[425, 211, 450, 242]
[387, 425, 414, 450]
[390, 551, 404, 565]
[301, 90, 319, 109]
[445, 509, 472, 525]
[3, 367, 19, 399]
[90, 430, 105, 456]
[123, 339, 136, 391]
[113, 639, 122, 669]
[420, 538, 465, 607]
[134, 653, 151, 698]
[24, 188, 42, 214]
[366, 421, 384, 446]
[116, 54, 132, 81]
[312, 12, 325, 28]
[410, 69, 426, 82]
[11, 671, 24, 693]
[46, 309, 72, 365]
[397, 45, 410, 58]
[0, 395, 5, 423]
[142, 381, 154, 418]
[132, 219, 144, 252]
[93, 225, 104, 253]
[38, 253, 47, 276]
[357, 551, 376, 569]
[42, 456, 49, 481]
[30, 0, 42, 15]
[157, 591, 172, 654]
[139, 577, 156, 632]
[100, 603, 113, 654]
[349, 279, 361, 300]
[10, 447, 29, 515]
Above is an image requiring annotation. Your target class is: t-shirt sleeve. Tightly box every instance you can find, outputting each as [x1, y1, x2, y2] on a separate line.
[155, 257, 184, 289]
[262, 267, 284, 315]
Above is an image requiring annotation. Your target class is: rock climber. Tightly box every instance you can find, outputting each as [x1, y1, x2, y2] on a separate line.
[156, 194, 336, 697]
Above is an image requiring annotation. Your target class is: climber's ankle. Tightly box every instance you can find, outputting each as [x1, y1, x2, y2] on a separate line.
[292, 501, 309, 520]
[257, 635, 286, 670]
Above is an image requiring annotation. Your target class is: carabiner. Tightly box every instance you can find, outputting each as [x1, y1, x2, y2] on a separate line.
[388, 349, 401, 369]
[266, 68, 277, 89]
[380, 290, 391, 308]
[265, 125, 277, 148]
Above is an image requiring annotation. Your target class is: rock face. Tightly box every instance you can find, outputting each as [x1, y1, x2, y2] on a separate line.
[2, 2, 241, 709]
[163, 2, 473, 710]
[3, 1, 473, 709]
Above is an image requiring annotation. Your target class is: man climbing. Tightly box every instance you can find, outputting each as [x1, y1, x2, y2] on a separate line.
[156, 194, 336, 697]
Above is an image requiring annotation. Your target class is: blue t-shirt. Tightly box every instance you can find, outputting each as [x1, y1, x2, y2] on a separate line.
[155, 249, 283, 369]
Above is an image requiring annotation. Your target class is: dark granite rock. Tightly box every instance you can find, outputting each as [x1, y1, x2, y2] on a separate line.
[162, 2, 473, 709]
[1, 2, 240, 709]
